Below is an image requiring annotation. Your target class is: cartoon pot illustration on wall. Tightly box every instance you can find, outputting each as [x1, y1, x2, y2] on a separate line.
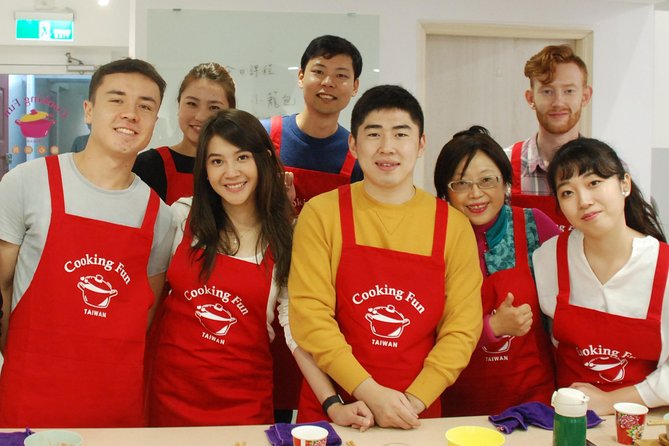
[15, 109, 56, 138]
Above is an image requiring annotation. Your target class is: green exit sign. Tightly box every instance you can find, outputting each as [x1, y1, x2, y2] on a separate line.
[16, 18, 74, 42]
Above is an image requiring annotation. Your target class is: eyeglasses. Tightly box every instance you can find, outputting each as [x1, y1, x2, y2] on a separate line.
[447, 175, 501, 193]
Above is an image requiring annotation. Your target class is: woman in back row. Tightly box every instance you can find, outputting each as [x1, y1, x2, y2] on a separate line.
[133, 62, 236, 204]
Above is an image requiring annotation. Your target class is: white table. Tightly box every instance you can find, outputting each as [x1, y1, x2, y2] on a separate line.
[6, 409, 667, 446]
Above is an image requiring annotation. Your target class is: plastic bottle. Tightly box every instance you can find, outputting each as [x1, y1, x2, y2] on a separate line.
[551, 387, 589, 446]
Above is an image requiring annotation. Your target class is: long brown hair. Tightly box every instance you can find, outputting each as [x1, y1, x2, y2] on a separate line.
[190, 109, 294, 284]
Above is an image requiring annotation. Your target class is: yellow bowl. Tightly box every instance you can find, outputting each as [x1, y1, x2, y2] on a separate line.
[445, 426, 505, 446]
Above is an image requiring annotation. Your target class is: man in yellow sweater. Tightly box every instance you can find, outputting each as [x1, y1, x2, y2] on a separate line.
[289, 85, 483, 429]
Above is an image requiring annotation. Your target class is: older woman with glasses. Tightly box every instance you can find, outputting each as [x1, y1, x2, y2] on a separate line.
[434, 126, 560, 416]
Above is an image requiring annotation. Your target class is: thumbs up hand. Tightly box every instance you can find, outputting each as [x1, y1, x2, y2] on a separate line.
[489, 293, 533, 337]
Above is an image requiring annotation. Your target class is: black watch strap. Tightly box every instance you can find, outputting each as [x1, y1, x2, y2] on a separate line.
[321, 394, 344, 414]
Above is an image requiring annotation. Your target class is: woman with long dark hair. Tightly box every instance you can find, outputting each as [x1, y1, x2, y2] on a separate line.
[533, 137, 669, 414]
[147, 109, 293, 425]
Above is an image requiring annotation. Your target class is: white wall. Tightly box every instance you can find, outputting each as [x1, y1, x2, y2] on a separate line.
[0, 0, 130, 72]
[134, 0, 656, 193]
[0, 0, 660, 195]
[654, 10, 669, 149]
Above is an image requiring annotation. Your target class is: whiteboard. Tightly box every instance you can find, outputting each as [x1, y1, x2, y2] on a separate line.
[146, 9, 380, 149]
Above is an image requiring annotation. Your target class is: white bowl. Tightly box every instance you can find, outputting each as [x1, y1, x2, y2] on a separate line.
[24, 429, 82, 446]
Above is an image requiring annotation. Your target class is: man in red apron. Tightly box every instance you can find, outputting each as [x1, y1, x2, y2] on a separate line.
[0, 59, 175, 428]
[289, 85, 482, 429]
[262, 35, 364, 421]
[506, 45, 592, 230]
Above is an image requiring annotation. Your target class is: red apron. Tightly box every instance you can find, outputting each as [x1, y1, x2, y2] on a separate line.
[270, 115, 356, 214]
[148, 223, 275, 426]
[297, 185, 447, 421]
[0, 155, 158, 428]
[156, 146, 193, 205]
[553, 232, 666, 390]
[441, 207, 555, 416]
[510, 141, 570, 230]
[270, 115, 356, 413]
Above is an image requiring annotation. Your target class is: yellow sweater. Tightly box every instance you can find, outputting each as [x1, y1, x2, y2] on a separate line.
[288, 182, 483, 408]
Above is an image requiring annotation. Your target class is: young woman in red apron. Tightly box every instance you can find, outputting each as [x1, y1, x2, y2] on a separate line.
[434, 126, 558, 416]
[534, 137, 669, 415]
[147, 109, 294, 426]
[134, 63, 236, 204]
[0, 156, 159, 427]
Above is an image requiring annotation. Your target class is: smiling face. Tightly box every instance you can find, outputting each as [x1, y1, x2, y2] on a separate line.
[298, 54, 359, 118]
[447, 151, 506, 226]
[84, 72, 160, 157]
[526, 62, 592, 136]
[555, 171, 630, 237]
[178, 78, 231, 149]
[349, 108, 424, 203]
[205, 135, 258, 213]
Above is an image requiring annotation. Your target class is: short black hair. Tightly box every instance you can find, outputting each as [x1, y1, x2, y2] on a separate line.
[350, 85, 424, 138]
[434, 126, 511, 200]
[300, 35, 363, 79]
[88, 58, 166, 104]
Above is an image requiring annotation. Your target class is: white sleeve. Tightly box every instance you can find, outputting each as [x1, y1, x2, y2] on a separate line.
[277, 285, 298, 352]
[169, 198, 191, 255]
[0, 166, 27, 245]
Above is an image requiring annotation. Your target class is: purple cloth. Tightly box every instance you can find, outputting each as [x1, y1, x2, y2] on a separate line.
[488, 402, 604, 434]
[265, 421, 341, 446]
[0, 429, 33, 446]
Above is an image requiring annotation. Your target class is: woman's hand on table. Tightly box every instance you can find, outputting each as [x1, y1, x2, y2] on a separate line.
[352, 378, 421, 429]
[328, 400, 375, 432]
[489, 293, 532, 337]
[570, 382, 644, 415]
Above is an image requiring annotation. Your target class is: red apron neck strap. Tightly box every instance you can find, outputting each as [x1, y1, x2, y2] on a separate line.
[511, 206, 529, 268]
[337, 185, 355, 246]
[431, 198, 448, 261]
[510, 141, 524, 193]
[45, 155, 65, 216]
[556, 231, 571, 304]
[270, 116, 282, 155]
[647, 241, 669, 319]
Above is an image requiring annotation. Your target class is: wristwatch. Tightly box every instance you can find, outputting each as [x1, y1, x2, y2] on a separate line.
[321, 394, 344, 414]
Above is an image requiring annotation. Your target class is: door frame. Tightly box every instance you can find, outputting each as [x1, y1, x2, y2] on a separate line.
[415, 23, 593, 187]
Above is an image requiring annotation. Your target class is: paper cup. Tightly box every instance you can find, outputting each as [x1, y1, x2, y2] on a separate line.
[291, 425, 328, 446]
[445, 426, 505, 446]
[614, 402, 649, 445]
[24, 429, 82, 446]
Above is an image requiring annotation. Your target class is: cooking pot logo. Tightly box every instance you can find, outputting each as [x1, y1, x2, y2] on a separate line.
[195, 303, 237, 336]
[365, 305, 411, 339]
[77, 274, 118, 309]
[583, 356, 629, 383]
[482, 335, 516, 354]
[15, 109, 56, 139]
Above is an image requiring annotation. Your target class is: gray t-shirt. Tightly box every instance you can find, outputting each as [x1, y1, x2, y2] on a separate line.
[0, 153, 176, 310]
